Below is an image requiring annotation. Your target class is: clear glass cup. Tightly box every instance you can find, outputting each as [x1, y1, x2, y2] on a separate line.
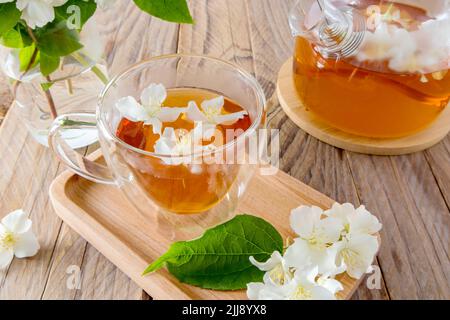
[49, 54, 266, 239]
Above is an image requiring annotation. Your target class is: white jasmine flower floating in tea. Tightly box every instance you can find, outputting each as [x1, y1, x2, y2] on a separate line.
[154, 123, 216, 166]
[247, 203, 382, 300]
[0, 209, 40, 269]
[115, 83, 187, 135]
[115, 83, 252, 164]
[186, 96, 248, 139]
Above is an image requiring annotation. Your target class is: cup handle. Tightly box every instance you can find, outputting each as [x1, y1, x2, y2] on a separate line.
[48, 113, 115, 185]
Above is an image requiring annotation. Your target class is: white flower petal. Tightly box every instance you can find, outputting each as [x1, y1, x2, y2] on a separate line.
[250, 251, 283, 272]
[284, 238, 313, 269]
[213, 111, 248, 126]
[309, 286, 337, 300]
[186, 101, 209, 122]
[247, 282, 265, 300]
[144, 117, 163, 135]
[334, 234, 379, 279]
[315, 216, 343, 243]
[158, 107, 186, 123]
[141, 83, 167, 107]
[1, 209, 32, 234]
[161, 127, 177, 141]
[201, 96, 224, 113]
[325, 202, 356, 222]
[317, 276, 344, 295]
[116, 96, 149, 122]
[17, 0, 60, 29]
[0, 249, 14, 269]
[13, 229, 40, 258]
[95, 0, 116, 9]
[290, 206, 322, 239]
[350, 206, 382, 235]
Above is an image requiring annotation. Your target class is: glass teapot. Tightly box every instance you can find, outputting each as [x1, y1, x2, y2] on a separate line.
[289, 0, 450, 138]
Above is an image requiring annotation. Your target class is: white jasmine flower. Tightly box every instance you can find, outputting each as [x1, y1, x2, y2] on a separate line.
[186, 96, 248, 139]
[95, 0, 116, 9]
[325, 203, 382, 237]
[115, 84, 186, 135]
[284, 206, 342, 273]
[15, 0, 69, 29]
[250, 251, 291, 286]
[356, 23, 394, 62]
[247, 266, 342, 300]
[356, 17, 450, 74]
[154, 123, 215, 166]
[330, 234, 379, 279]
[0, 209, 40, 269]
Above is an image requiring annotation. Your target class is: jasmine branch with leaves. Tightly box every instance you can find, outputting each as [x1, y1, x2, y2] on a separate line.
[0, 0, 193, 119]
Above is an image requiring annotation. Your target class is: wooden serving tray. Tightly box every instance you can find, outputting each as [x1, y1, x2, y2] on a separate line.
[49, 151, 366, 300]
[277, 58, 450, 155]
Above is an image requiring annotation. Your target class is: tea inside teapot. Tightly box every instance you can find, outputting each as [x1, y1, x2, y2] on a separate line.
[289, 0, 450, 138]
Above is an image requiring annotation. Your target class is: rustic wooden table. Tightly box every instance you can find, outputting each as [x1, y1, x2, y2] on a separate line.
[0, 1, 449, 300]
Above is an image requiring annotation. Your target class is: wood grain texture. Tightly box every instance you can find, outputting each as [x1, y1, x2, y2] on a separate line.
[0, 0, 449, 300]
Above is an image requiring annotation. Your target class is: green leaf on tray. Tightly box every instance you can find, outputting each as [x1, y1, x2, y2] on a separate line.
[0, 2, 21, 36]
[134, 0, 194, 24]
[143, 214, 283, 291]
[37, 22, 83, 57]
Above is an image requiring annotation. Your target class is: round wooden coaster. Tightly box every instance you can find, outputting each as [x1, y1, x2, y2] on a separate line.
[276, 58, 450, 155]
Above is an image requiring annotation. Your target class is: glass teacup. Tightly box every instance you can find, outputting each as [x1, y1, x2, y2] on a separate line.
[49, 54, 266, 237]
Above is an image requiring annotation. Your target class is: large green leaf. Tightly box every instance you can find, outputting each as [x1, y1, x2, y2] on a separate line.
[134, 0, 194, 24]
[143, 215, 283, 291]
[55, 0, 97, 29]
[37, 22, 83, 57]
[0, 2, 21, 36]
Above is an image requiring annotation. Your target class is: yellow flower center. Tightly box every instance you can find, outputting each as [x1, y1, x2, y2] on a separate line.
[1, 231, 16, 250]
[291, 286, 312, 300]
[145, 103, 162, 117]
[341, 248, 364, 269]
[268, 265, 287, 285]
[307, 230, 328, 250]
[203, 107, 221, 122]
[175, 132, 194, 154]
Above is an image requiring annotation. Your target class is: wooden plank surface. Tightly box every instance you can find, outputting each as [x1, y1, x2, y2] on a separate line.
[0, 0, 449, 300]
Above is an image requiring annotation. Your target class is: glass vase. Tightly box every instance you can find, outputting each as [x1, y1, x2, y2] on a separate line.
[0, 17, 108, 148]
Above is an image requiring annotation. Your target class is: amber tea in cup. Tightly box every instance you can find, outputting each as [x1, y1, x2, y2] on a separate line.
[115, 88, 252, 214]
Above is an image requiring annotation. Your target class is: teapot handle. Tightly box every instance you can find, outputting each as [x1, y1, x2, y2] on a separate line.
[48, 113, 115, 185]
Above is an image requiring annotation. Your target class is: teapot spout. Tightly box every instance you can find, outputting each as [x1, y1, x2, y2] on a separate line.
[289, 0, 366, 59]
[289, 0, 324, 38]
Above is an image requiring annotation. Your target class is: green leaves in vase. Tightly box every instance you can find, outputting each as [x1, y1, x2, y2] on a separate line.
[134, 0, 194, 24]
[0, 3, 21, 37]
[0, 0, 193, 79]
[143, 215, 283, 291]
